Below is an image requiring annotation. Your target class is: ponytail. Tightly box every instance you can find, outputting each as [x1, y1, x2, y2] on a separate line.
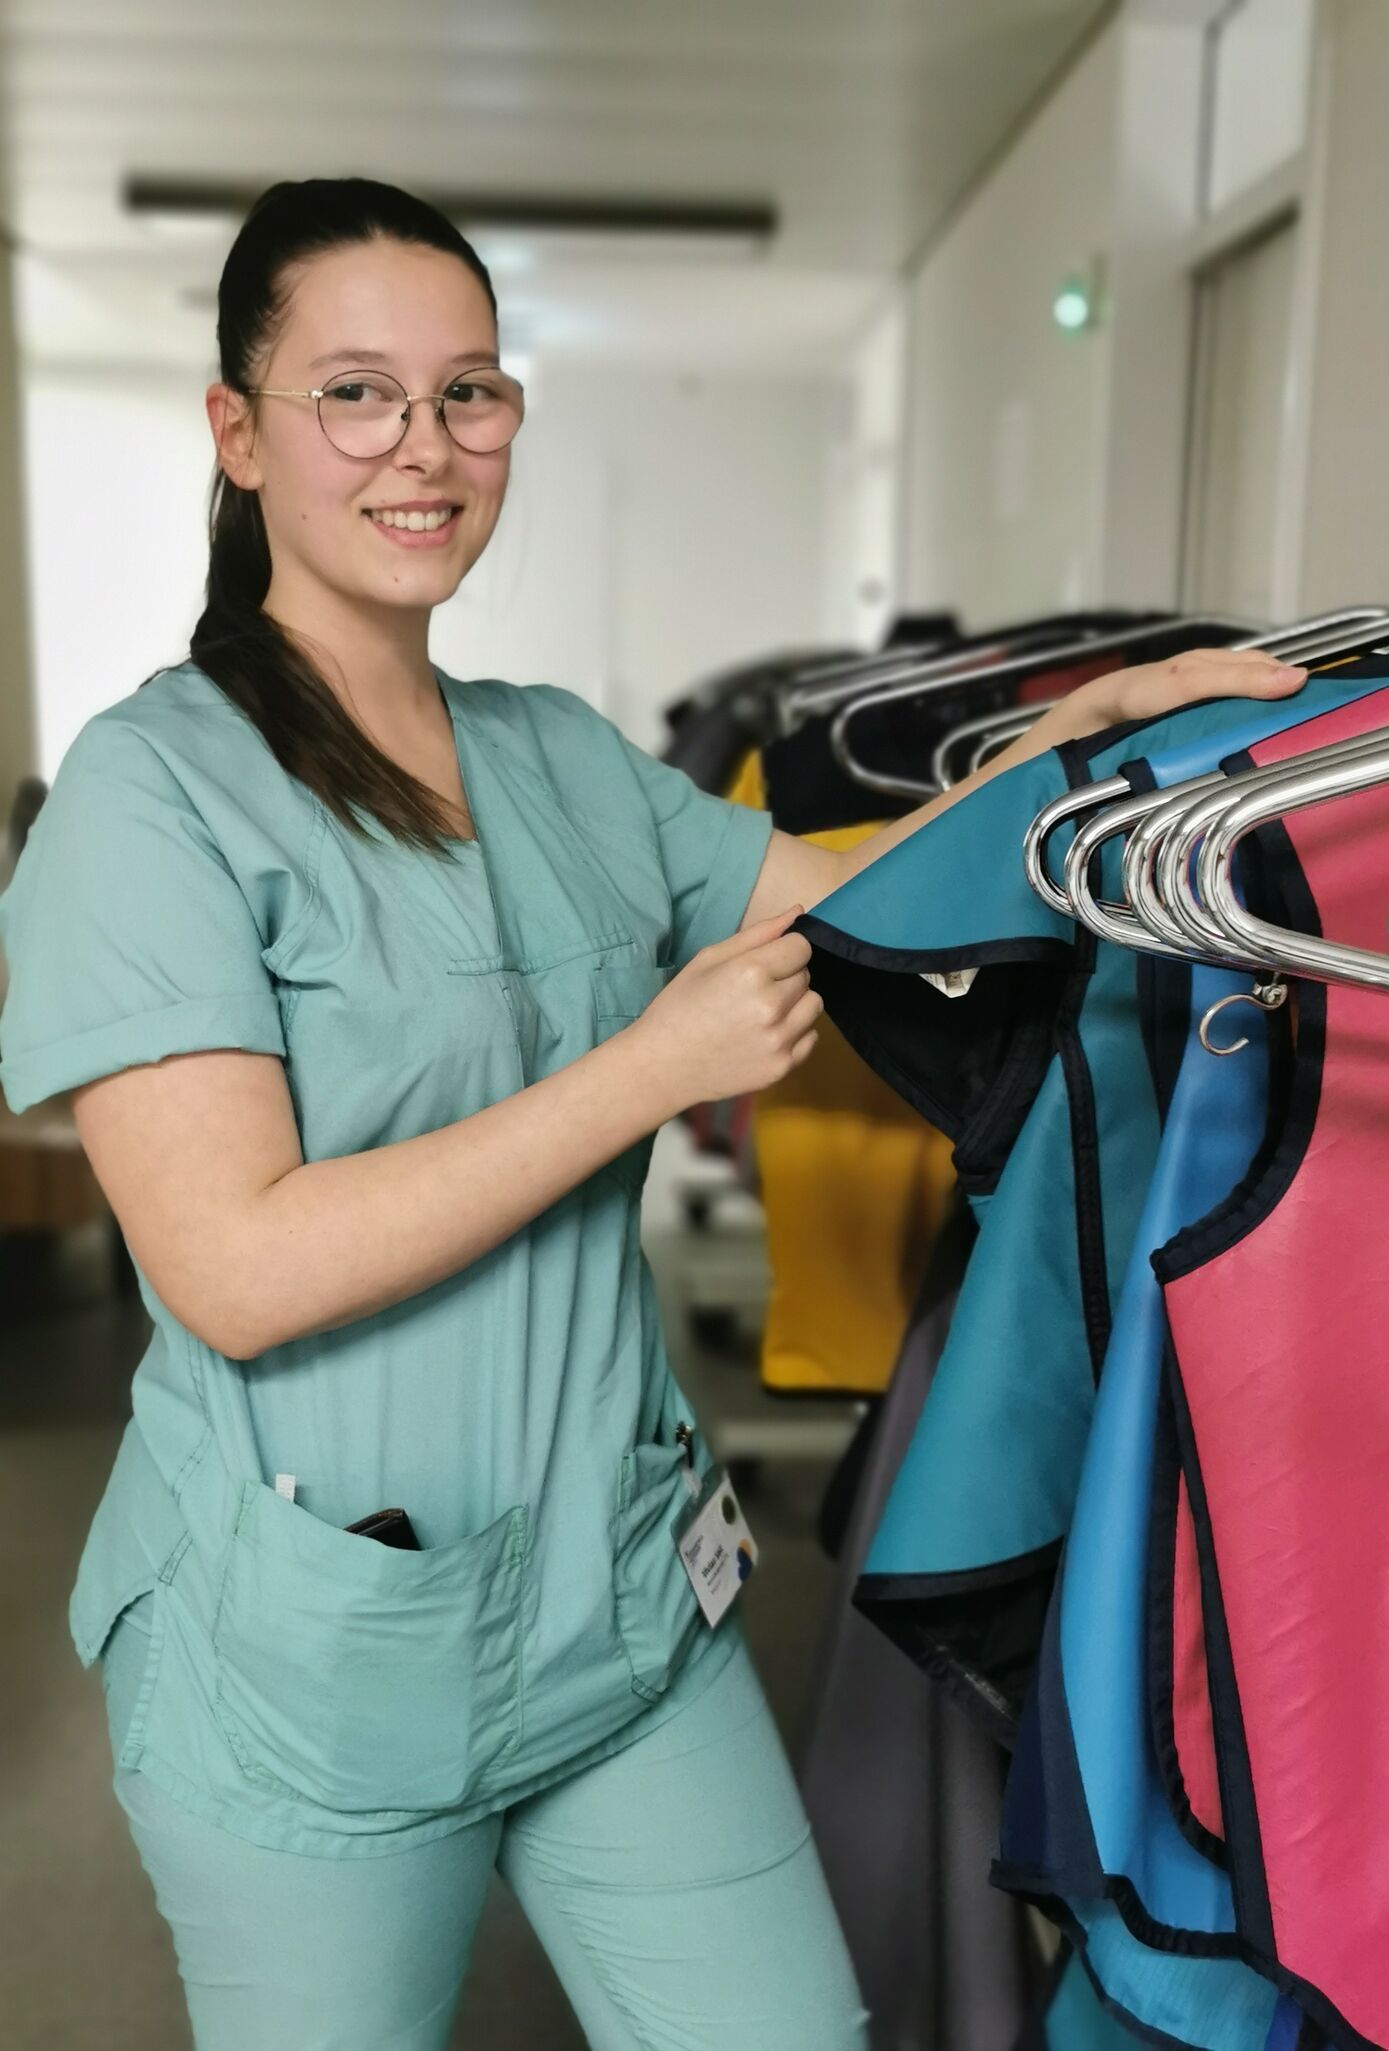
[172, 177, 499, 858]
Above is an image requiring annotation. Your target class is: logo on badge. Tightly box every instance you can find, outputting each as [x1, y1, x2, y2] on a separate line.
[736, 1541, 756, 1584]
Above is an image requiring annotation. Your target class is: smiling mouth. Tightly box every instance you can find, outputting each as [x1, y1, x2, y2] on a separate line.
[364, 505, 459, 533]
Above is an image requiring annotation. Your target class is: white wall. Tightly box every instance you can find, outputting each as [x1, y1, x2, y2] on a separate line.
[818, 292, 908, 654]
[435, 360, 837, 754]
[26, 368, 210, 776]
[1207, 0, 1316, 215]
[0, 244, 37, 839]
[1289, 0, 1389, 613]
[26, 359, 836, 773]
[899, 24, 1119, 628]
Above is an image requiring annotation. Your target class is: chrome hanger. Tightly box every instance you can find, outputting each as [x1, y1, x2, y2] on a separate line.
[1152, 730, 1389, 963]
[826, 615, 1262, 800]
[930, 701, 1064, 791]
[1195, 736, 1389, 990]
[1061, 775, 1237, 962]
[1020, 608, 1389, 913]
[776, 615, 1136, 733]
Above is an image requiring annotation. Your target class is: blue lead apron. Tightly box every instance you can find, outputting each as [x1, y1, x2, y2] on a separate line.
[0, 662, 774, 1857]
[795, 671, 1389, 1742]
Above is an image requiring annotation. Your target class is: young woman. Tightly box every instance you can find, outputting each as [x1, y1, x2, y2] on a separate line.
[0, 177, 1307, 2051]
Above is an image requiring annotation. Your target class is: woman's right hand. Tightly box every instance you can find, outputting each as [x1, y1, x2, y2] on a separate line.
[627, 908, 824, 1115]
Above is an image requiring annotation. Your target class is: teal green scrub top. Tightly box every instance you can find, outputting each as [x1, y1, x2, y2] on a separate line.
[0, 661, 775, 1857]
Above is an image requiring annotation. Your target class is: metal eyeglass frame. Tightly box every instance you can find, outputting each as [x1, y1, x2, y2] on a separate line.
[244, 365, 526, 458]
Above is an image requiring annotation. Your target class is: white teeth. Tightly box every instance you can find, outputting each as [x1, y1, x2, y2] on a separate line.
[368, 507, 455, 531]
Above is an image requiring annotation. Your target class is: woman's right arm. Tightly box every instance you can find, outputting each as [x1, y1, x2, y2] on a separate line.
[71, 911, 821, 1361]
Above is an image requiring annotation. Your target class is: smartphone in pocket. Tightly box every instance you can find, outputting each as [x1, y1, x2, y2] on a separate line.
[343, 1506, 421, 1550]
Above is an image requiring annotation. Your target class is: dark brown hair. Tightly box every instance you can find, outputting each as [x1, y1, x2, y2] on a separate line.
[173, 177, 498, 857]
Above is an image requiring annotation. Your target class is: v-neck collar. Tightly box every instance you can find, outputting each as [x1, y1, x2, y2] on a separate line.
[433, 668, 488, 859]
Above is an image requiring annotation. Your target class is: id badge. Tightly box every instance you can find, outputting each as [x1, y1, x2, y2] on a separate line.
[673, 1427, 759, 1628]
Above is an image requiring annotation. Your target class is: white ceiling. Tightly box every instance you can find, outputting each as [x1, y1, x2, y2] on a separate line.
[2, 0, 1110, 373]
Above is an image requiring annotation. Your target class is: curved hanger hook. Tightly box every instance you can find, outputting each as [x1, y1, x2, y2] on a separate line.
[1122, 775, 1254, 961]
[1198, 978, 1288, 1057]
[1022, 776, 1132, 913]
[1161, 731, 1389, 970]
[1197, 735, 1389, 989]
[1123, 783, 1229, 957]
[1061, 788, 1204, 958]
[1154, 735, 1389, 966]
[1058, 767, 1266, 960]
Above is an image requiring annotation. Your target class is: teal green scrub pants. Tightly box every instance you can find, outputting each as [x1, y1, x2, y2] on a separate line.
[101, 1593, 870, 2051]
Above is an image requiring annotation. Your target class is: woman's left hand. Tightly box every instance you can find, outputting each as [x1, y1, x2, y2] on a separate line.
[822, 643, 1315, 901]
[1061, 646, 1308, 739]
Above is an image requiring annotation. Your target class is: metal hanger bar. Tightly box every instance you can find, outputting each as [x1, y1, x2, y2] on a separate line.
[947, 612, 1389, 801]
[1260, 616, 1389, 667]
[1110, 728, 1389, 961]
[784, 635, 975, 693]
[777, 623, 1083, 732]
[1063, 777, 1236, 963]
[1057, 727, 1389, 964]
[1127, 779, 1245, 956]
[812, 606, 1384, 755]
[1163, 728, 1389, 965]
[779, 610, 1171, 705]
[827, 613, 1257, 735]
[1253, 606, 1389, 658]
[1117, 727, 1389, 961]
[928, 702, 1058, 790]
[825, 614, 1298, 797]
[1017, 610, 1389, 906]
[1198, 737, 1389, 988]
[1024, 775, 1136, 913]
[965, 706, 1061, 778]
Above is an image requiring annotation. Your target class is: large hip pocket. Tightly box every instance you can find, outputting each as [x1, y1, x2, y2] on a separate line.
[612, 1441, 706, 1702]
[211, 1480, 528, 1815]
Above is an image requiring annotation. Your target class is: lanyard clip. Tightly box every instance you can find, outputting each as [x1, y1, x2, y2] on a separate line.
[674, 1421, 701, 1499]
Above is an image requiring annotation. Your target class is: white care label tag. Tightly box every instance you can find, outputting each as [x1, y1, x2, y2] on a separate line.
[919, 967, 979, 999]
[274, 1473, 297, 1502]
[676, 1468, 759, 1627]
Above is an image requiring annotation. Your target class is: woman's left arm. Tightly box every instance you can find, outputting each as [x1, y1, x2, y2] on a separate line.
[742, 646, 1309, 926]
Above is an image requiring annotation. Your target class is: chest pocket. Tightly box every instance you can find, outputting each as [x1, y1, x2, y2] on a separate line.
[591, 961, 677, 1192]
[592, 961, 675, 1025]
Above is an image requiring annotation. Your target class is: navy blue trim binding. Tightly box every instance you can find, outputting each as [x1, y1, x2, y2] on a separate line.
[1152, 832, 1325, 1284]
[855, 1538, 1062, 1747]
[1145, 1369, 1230, 1871]
[1159, 1332, 1275, 1951]
[1053, 932, 1112, 1381]
[800, 928, 1073, 1183]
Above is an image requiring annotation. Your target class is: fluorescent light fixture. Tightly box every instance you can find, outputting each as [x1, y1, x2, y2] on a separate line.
[463, 225, 767, 265]
[138, 208, 240, 242]
[123, 177, 778, 260]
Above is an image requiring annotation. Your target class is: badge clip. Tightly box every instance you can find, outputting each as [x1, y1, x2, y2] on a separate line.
[675, 1420, 702, 1499]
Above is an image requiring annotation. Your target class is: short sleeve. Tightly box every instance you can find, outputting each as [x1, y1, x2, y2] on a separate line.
[615, 731, 774, 968]
[0, 720, 286, 1115]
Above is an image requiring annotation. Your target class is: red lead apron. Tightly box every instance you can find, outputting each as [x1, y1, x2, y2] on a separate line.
[1157, 692, 1389, 2051]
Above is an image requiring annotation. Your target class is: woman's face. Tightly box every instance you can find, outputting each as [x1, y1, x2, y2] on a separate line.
[216, 238, 510, 617]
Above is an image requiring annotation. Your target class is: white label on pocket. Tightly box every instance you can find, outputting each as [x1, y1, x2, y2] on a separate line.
[919, 968, 979, 998]
[274, 1473, 297, 1502]
[676, 1469, 759, 1628]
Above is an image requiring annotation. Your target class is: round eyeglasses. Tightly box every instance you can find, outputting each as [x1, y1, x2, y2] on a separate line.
[245, 366, 525, 459]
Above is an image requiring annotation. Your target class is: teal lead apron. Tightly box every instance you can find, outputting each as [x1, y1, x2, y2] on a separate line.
[0, 662, 775, 1857]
